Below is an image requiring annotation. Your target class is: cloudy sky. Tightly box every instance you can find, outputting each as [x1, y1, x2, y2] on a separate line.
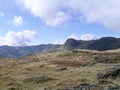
[0, 0, 120, 46]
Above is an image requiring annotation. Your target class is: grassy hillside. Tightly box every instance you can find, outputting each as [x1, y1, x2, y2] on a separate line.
[0, 49, 119, 90]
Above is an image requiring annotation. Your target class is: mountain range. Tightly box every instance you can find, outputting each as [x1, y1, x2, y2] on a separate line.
[0, 37, 120, 58]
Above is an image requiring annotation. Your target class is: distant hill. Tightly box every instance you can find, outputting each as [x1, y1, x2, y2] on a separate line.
[0, 44, 61, 58]
[62, 38, 94, 49]
[0, 37, 119, 58]
[87, 37, 120, 50]
[63, 37, 120, 50]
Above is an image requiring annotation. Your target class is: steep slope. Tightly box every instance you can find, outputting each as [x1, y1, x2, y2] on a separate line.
[62, 38, 80, 49]
[62, 38, 94, 49]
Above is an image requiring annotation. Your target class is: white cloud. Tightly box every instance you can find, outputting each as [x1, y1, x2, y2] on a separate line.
[0, 30, 37, 46]
[0, 12, 4, 17]
[17, 0, 70, 26]
[79, 33, 96, 41]
[17, 0, 120, 30]
[68, 33, 96, 41]
[11, 16, 23, 26]
[68, 34, 80, 40]
[68, 0, 120, 31]
[54, 39, 66, 44]
[54, 33, 96, 44]
[46, 11, 70, 26]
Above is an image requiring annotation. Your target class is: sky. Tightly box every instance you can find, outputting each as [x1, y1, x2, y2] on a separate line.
[0, 0, 120, 46]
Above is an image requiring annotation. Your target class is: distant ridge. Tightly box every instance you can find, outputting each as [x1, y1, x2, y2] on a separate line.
[63, 37, 120, 50]
[0, 44, 61, 58]
[63, 38, 94, 50]
[0, 37, 120, 58]
[87, 37, 120, 50]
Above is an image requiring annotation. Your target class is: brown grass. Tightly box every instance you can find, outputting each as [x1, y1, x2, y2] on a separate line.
[49, 59, 89, 67]
[0, 49, 119, 90]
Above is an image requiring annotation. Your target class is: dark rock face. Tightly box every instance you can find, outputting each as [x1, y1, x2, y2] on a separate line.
[97, 68, 120, 79]
[63, 38, 80, 50]
[88, 37, 120, 51]
[64, 84, 120, 90]
[63, 38, 92, 50]
[64, 84, 104, 90]
[104, 68, 120, 79]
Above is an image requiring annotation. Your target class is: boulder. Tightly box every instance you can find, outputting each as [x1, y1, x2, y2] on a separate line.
[55, 67, 67, 71]
[23, 76, 53, 84]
